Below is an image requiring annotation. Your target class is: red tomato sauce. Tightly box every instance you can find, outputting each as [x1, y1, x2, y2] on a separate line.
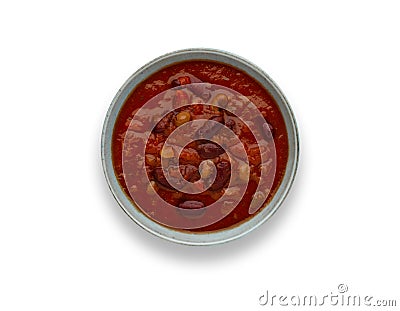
[112, 60, 288, 232]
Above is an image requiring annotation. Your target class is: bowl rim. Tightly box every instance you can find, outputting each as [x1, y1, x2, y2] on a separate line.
[101, 48, 299, 245]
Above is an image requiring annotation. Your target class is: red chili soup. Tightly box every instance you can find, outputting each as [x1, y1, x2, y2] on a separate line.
[112, 60, 288, 232]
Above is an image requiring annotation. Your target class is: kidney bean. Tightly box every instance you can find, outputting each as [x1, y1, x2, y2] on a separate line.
[179, 200, 204, 209]
[197, 143, 225, 159]
[154, 112, 174, 133]
[190, 83, 211, 101]
[177, 200, 206, 219]
[180, 164, 200, 182]
[210, 161, 231, 190]
[153, 167, 171, 188]
[196, 115, 224, 139]
[153, 164, 200, 189]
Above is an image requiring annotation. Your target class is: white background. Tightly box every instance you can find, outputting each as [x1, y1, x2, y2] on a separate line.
[1, 1, 399, 310]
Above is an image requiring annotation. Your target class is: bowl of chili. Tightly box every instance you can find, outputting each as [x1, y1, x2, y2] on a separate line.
[102, 48, 299, 245]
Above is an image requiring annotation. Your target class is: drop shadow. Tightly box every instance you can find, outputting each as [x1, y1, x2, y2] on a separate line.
[95, 123, 305, 263]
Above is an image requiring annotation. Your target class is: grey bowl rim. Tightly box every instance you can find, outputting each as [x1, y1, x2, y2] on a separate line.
[101, 48, 299, 246]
